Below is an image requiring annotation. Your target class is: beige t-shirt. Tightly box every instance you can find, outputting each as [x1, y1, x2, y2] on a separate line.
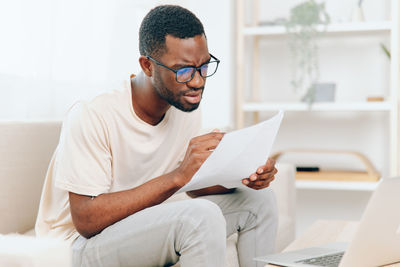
[35, 78, 202, 242]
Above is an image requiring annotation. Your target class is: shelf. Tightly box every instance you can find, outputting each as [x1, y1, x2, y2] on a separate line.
[295, 180, 379, 191]
[242, 101, 393, 112]
[243, 21, 392, 36]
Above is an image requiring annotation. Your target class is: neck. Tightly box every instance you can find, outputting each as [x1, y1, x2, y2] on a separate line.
[130, 72, 170, 126]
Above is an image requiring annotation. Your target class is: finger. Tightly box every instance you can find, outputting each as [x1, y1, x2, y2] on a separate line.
[256, 164, 278, 176]
[246, 173, 276, 185]
[262, 158, 276, 172]
[192, 131, 225, 143]
[249, 173, 258, 182]
[246, 177, 274, 189]
[255, 163, 274, 175]
[192, 138, 223, 152]
[250, 167, 277, 182]
[242, 175, 274, 186]
[242, 178, 250, 185]
[255, 168, 278, 180]
[268, 158, 276, 167]
[254, 175, 275, 186]
[256, 164, 274, 174]
[244, 181, 269, 190]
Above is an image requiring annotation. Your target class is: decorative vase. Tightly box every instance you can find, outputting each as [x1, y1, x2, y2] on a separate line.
[351, 6, 365, 22]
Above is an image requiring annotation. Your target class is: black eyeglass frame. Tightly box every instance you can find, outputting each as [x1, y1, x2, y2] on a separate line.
[146, 53, 220, 83]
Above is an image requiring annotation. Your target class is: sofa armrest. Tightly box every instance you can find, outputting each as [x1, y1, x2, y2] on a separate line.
[0, 121, 61, 234]
[270, 163, 296, 252]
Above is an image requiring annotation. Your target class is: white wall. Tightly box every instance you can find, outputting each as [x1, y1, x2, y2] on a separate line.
[0, 0, 234, 129]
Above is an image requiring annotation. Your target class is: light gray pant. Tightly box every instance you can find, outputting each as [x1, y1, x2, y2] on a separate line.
[72, 188, 278, 267]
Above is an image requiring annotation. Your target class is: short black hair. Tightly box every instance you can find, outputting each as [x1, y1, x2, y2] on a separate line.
[139, 5, 205, 57]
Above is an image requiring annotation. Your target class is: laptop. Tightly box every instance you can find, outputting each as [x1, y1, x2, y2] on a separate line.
[254, 177, 400, 267]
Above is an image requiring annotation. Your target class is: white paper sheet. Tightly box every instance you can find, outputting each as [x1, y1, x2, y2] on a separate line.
[177, 110, 284, 193]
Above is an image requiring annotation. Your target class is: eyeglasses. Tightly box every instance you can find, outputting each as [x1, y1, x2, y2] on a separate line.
[146, 54, 220, 83]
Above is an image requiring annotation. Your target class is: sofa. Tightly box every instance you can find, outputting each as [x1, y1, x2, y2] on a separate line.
[0, 121, 296, 266]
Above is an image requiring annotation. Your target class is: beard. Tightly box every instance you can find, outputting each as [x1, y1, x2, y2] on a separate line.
[153, 71, 203, 112]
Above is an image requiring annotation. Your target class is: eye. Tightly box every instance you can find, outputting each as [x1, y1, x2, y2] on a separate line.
[202, 61, 219, 77]
[176, 67, 194, 82]
[200, 64, 209, 77]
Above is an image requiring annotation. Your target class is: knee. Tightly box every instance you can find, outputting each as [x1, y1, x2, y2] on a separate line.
[256, 190, 279, 231]
[239, 188, 278, 221]
[257, 189, 278, 217]
[186, 199, 226, 230]
[177, 199, 226, 249]
[175, 199, 227, 263]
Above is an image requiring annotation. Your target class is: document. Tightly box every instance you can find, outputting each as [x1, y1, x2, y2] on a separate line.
[177, 110, 284, 193]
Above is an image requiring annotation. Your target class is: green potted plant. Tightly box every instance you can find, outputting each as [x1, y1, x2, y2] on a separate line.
[285, 0, 330, 105]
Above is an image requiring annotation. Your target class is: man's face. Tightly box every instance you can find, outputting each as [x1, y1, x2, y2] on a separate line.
[152, 34, 210, 112]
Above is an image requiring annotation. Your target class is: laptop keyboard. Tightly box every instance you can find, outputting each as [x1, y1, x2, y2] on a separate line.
[295, 252, 344, 267]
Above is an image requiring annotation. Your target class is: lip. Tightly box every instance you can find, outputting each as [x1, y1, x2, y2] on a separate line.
[183, 91, 202, 104]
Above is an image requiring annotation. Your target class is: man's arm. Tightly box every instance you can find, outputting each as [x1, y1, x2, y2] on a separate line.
[69, 132, 224, 239]
[69, 170, 183, 238]
[186, 185, 236, 198]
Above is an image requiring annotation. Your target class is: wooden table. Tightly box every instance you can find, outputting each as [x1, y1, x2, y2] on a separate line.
[266, 220, 400, 267]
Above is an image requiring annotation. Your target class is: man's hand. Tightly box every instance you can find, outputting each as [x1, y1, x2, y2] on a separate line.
[241, 158, 277, 190]
[175, 130, 225, 187]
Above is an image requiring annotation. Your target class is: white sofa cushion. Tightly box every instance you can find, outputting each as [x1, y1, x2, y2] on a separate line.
[0, 122, 61, 234]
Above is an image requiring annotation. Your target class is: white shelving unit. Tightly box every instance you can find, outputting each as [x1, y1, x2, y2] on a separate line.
[295, 180, 379, 191]
[235, 0, 400, 236]
[235, 0, 400, 180]
[242, 101, 393, 112]
[243, 21, 392, 36]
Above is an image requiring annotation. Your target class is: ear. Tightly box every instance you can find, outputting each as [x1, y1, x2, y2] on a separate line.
[139, 56, 152, 77]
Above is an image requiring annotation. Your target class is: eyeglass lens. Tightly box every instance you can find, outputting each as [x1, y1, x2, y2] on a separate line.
[176, 61, 217, 82]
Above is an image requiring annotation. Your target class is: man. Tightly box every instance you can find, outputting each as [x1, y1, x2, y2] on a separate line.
[36, 5, 278, 267]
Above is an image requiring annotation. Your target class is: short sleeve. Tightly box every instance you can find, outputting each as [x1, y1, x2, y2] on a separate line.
[54, 102, 112, 196]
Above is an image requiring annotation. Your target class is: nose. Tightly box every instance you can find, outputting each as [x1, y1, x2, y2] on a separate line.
[186, 69, 205, 89]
